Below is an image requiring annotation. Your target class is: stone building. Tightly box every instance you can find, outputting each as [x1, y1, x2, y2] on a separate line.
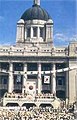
[0, 0, 77, 106]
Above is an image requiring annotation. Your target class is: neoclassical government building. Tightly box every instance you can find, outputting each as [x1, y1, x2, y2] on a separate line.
[0, 0, 77, 106]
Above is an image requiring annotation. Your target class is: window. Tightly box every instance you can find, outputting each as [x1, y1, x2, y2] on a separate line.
[1, 76, 8, 84]
[14, 75, 23, 84]
[1, 63, 9, 71]
[58, 79, 62, 85]
[13, 63, 23, 71]
[27, 27, 30, 37]
[33, 27, 37, 37]
[57, 76, 65, 86]
[40, 27, 43, 37]
[41, 63, 51, 71]
[56, 63, 66, 69]
[27, 63, 37, 71]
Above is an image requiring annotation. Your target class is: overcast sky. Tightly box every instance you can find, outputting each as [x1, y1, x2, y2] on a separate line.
[0, 0, 76, 46]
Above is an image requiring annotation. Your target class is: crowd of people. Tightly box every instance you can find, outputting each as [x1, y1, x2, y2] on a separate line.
[0, 105, 75, 120]
[2, 92, 77, 120]
[4, 92, 56, 99]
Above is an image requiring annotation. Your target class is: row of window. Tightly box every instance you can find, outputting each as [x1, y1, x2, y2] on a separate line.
[0, 48, 66, 53]
[27, 27, 44, 38]
[56, 50, 65, 52]
[0, 63, 51, 71]
[0, 63, 66, 71]
[0, 49, 52, 52]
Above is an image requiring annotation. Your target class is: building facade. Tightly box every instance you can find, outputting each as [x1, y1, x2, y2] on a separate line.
[0, 0, 77, 106]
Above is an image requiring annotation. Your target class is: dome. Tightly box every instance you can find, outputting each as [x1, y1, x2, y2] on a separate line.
[21, 4, 51, 21]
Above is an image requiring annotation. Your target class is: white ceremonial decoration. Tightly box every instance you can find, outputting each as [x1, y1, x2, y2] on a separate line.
[44, 76, 50, 84]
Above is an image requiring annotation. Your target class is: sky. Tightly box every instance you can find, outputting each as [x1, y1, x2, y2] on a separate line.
[0, 0, 77, 46]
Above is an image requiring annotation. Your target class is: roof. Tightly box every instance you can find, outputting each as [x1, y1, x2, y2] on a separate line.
[21, 4, 51, 21]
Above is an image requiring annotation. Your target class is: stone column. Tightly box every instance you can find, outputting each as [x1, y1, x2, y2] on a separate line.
[52, 63, 56, 95]
[8, 63, 13, 93]
[31, 27, 33, 38]
[37, 27, 40, 38]
[22, 63, 27, 94]
[66, 71, 69, 105]
[38, 63, 41, 94]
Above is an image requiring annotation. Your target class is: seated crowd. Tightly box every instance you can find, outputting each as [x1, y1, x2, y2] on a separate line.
[0, 105, 75, 120]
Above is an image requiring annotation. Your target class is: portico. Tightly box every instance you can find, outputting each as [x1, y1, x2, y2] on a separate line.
[0, 61, 67, 100]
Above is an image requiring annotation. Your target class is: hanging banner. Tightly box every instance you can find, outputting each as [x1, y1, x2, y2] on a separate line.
[26, 81, 36, 95]
[44, 76, 50, 84]
[16, 74, 21, 82]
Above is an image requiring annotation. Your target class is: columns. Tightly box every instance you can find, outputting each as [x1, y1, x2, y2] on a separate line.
[31, 27, 33, 38]
[66, 71, 69, 105]
[38, 63, 41, 94]
[22, 63, 27, 94]
[8, 63, 13, 93]
[52, 63, 56, 95]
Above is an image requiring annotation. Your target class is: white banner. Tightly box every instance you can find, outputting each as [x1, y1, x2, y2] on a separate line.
[16, 74, 21, 82]
[44, 76, 50, 84]
[26, 81, 36, 95]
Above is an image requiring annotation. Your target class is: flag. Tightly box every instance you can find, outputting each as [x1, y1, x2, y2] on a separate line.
[44, 76, 50, 84]
[26, 82, 36, 95]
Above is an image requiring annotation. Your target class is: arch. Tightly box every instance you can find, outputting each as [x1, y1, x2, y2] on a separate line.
[39, 103, 53, 108]
[22, 103, 36, 109]
[41, 90, 51, 94]
[56, 90, 65, 100]
[6, 103, 19, 107]
[13, 89, 22, 93]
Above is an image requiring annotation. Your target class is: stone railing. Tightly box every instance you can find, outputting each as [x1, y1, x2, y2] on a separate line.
[4, 92, 56, 100]
[0, 47, 68, 57]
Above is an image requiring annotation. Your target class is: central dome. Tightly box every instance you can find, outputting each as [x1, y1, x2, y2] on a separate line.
[21, 4, 51, 21]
